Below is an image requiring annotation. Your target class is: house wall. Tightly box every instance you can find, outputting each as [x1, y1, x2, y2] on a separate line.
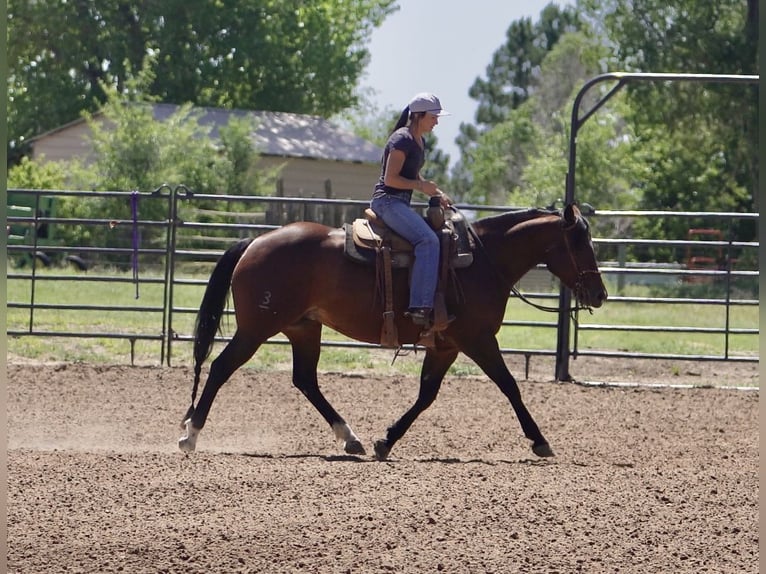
[31, 123, 381, 202]
[31, 123, 97, 164]
[261, 157, 379, 201]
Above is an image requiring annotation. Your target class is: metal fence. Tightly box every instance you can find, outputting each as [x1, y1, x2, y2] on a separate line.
[554, 71, 759, 379]
[6, 187, 759, 375]
[574, 208, 758, 360]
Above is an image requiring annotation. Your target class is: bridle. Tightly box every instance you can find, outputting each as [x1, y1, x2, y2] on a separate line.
[557, 217, 604, 311]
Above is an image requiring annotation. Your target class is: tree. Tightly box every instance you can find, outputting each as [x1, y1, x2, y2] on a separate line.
[580, 0, 758, 241]
[333, 89, 398, 150]
[8, 57, 278, 256]
[466, 103, 540, 206]
[216, 117, 280, 198]
[7, 156, 67, 191]
[520, 32, 647, 213]
[80, 59, 222, 196]
[467, 3, 581, 128]
[7, 0, 397, 162]
[463, 30, 648, 222]
[450, 2, 581, 198]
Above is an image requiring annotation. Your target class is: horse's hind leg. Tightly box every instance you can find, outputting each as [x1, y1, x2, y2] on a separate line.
[178, 331, 260, 452]
[374, 348, 459, 461]
[284, 319, 365, 455]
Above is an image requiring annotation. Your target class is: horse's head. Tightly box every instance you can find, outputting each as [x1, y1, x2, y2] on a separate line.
[544, 204, 608, 309]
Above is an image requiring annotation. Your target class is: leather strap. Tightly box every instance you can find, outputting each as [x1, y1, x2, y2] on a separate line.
[379, 246, 398, 347]
[431, 229, 452, 331]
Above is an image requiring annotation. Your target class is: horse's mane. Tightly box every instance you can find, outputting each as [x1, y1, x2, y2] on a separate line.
[472, 207, 559, 237]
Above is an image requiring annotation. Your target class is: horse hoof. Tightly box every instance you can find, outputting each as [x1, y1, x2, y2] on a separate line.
[532, 442, 555, 458]
[178, 437, 196, 452]
[373, 439, 391, 461]
[178, 419, 199, 453]
[344, 439, 366, 456]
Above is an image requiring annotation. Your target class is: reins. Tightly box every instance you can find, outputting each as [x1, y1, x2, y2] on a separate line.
[458, 206, 595, 316]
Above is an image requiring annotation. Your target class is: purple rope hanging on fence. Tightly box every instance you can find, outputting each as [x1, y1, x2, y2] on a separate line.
[131, 190, 140, 299]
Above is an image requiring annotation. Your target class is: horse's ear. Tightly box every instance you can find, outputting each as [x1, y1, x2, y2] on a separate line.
[563, 203, 579, 227]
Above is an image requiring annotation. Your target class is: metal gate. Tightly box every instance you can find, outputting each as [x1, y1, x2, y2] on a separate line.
[6, 187, 758, 374]
[554, 72, 759, 379]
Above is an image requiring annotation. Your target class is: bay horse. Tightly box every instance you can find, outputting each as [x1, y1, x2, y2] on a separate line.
[178, 203, 607, 460]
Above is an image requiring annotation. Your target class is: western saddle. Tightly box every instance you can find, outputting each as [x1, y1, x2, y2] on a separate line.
[343, 205, 474, 348]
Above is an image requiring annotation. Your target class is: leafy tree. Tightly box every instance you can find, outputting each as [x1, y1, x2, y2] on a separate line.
[333, 89, 397, 149]
[77, 59, 221, 197]
[467, 3, 581, 129]
[216, 117, 280, 198]
[521, 101, 646, 212]
[7, 156, 68, 190]
[420, 135, 450, 190]
[627, 124, 753, 261]
[450, 2, 581, 197]
[520, 32, 648, 213]
[8, 57, 278, 259]
[463, 30, 649, 228]
[466, 104, 539, 206]
[580, 0, 758, 242]
[7, 0, 397, 162]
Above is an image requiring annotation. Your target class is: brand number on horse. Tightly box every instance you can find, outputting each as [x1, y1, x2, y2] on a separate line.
[259, 291, 272, 310]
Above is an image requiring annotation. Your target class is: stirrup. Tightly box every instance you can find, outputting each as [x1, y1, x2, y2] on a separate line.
[405, 308, 432, 327]
[416, 320, 454, 348]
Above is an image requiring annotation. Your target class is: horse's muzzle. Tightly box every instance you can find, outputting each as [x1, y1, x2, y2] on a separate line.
[577, 272, 608, 309]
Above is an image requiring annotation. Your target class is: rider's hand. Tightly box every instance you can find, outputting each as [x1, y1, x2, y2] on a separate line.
[435, 189, 453, 208]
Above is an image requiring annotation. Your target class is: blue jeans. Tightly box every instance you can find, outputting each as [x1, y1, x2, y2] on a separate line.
[370, 194, 439, 309]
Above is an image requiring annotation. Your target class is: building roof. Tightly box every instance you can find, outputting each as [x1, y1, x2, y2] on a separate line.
[32, 103, 384, 165]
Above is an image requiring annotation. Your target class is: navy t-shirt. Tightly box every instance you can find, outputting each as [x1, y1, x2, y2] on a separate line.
[372, 128, 425, 202]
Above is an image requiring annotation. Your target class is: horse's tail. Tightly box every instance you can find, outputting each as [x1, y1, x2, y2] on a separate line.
[182, 237, 254, 425]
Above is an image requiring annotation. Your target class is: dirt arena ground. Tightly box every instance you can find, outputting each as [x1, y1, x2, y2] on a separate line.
[7, 356, 759, 573]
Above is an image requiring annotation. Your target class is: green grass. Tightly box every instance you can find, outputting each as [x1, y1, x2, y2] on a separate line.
[6, 267, 759, 371]
[556, 282, 759, 357]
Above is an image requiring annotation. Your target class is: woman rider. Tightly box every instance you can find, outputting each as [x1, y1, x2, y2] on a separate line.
[370, 92, 453, 329]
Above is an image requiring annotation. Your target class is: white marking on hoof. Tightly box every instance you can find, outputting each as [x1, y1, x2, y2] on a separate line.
[178, 419, 200, 452]
[332, 422, 365, 455]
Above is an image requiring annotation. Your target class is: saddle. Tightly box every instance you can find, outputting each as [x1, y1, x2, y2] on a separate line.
[343, 207, 475, 348]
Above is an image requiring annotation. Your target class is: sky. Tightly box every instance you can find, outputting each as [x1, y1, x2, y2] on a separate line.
[361, 0, 573, 165]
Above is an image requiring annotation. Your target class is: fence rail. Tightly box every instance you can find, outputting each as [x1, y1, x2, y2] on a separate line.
[6, 187, 759, 377]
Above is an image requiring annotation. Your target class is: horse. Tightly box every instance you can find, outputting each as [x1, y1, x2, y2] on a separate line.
[178, 203, 607, 460]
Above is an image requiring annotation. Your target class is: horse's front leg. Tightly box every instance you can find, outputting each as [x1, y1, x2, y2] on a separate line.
[462, 334, 553, 457]
[374, 348, 459, 461]
[285, 321, 365, 455]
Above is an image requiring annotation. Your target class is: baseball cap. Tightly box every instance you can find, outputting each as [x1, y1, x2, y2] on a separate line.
[408, 93, 450, 116]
